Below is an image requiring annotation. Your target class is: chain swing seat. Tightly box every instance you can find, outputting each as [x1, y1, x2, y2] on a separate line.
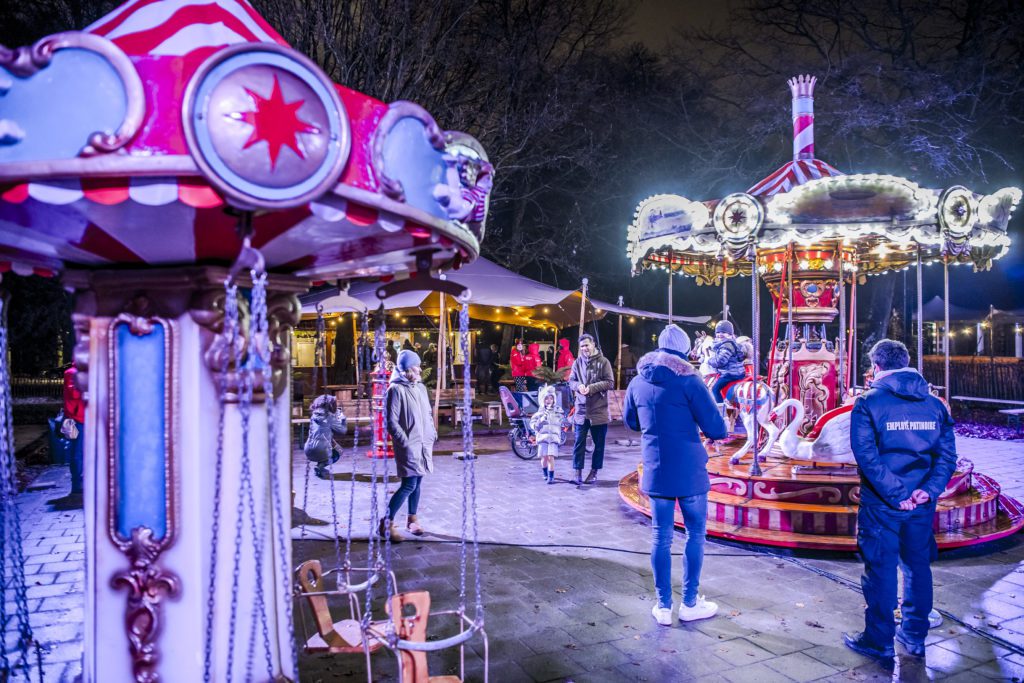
[365, 296, 488, 683]
[292, 304, 406, 680]
[294, 559, 396, 656]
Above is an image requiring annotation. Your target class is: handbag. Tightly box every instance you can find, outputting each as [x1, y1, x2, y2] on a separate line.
[61, 418, 79, 440]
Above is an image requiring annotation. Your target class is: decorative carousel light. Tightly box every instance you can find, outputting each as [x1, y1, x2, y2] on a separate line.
[938, 185, 978, 240]
[713, 193, 764, 247]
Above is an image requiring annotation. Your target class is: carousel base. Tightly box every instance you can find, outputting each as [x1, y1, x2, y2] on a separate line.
[618, 445, 1024, 552]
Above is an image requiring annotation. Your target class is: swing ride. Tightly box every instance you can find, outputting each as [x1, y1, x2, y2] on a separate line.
[0, 0, 493, 680]
[620, 74, 1024, 551]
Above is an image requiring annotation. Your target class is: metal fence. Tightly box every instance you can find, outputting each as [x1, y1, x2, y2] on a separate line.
[10, 376, 63, 400]
[923, 356, 1024, 401]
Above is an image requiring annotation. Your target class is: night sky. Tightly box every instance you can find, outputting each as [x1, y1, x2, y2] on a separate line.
[615, 0, 1023, 318]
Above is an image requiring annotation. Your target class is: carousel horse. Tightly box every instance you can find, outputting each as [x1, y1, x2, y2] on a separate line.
[769, 399, 855, 465]
[692, 333, 779, 464]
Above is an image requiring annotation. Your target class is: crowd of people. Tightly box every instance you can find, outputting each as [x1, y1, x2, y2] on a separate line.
[306, 320, 957, 661]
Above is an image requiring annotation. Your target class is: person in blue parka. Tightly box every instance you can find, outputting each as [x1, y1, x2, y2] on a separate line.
[843, 339, 956, 661]
[624, 324, 728, 626]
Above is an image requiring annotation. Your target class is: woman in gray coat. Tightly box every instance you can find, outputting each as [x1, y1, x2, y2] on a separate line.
[382, 350, 437, 541]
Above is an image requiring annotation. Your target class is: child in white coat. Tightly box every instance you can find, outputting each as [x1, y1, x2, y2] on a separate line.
[530, 385, 564, 484]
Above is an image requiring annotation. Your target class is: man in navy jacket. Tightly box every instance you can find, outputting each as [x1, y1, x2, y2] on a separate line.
[624, 325, 728, 625]
[844, 340, 956, 660]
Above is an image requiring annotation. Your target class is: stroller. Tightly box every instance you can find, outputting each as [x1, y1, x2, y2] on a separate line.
[499, 384, 576, 460]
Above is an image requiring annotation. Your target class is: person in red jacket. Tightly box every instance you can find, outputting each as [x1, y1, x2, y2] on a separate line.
[525, 342, 542, 391]
[510, 339, 530, 391]
[556, 338, 575, 379]
[62, 366, 85, 495]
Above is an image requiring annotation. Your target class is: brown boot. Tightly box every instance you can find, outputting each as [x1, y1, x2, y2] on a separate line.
[379, 518, 404, 543]
[407, 514, 425, 536]
[584, 469, 598, 484]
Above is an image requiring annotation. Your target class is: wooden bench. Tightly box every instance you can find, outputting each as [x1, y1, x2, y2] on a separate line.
[999, 408, 1024, 430]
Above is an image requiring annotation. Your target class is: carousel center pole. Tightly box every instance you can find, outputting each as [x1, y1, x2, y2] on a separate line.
[667, 270, 674, 325]
[837, 244, 846, 402]
[786, 249, 795, 399]
[749, 248, 763, 477]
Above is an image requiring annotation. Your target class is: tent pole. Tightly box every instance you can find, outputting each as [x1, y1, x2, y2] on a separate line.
[433, 293, 447, 429]
[916, 246, 924, 373]
[578, 277, 589, 340]
[943, 259, 950, 401]
[616, 295, 624, 389]
[552, 327, 559, 369]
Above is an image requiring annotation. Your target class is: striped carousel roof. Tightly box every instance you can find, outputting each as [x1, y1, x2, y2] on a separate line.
[746, 158, 844, 198]
[86, 0, 288, 58]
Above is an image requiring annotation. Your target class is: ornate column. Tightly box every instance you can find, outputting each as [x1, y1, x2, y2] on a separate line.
[66, 267, 303, 683]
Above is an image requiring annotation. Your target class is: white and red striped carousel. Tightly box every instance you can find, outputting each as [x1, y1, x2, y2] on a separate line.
[0, 1, 492, 681]
[620, 75, 1024, 551]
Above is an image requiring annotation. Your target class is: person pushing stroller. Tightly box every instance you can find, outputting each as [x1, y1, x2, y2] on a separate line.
[530, 385, 564, 484]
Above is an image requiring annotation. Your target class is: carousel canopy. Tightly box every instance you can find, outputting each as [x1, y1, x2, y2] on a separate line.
[302, 257, 707, 329]
[0, 0, 492, 283]
[627, 76, 1020, 286]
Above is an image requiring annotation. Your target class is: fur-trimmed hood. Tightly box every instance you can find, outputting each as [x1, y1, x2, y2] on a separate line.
[637, 349, 697, 384]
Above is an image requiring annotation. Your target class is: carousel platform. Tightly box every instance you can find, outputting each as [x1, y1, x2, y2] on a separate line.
[618, 445, 1024, 551]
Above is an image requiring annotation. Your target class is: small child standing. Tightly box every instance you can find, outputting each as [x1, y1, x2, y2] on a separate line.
[304, 394, 347, 479]
[708, 321, 747, 402]
[530, 385, 564, 484]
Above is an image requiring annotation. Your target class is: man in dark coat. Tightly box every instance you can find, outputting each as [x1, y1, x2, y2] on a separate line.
[844, 339, 957, 660]
[624, 325, 727, 625]
[475, 342, 494, 394]
[568, 334, 614, 485]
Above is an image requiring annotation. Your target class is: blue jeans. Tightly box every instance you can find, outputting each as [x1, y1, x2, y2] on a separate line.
[572, 420, 606, 471]
[650, 494, 708, 608]
[711, 374, 743, 400]
[858, 503, 936, 646]
[387, 476, 423, 520]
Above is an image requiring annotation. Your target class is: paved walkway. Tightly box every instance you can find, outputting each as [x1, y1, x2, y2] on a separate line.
[294, 429, 1024, 682]
[4, 430, 1024, 682]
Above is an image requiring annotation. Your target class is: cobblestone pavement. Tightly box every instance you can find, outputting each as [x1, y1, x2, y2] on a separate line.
[294, 428, 1024, 682]
[5, 428, 1024, 682]
[2, 466, 84, 683]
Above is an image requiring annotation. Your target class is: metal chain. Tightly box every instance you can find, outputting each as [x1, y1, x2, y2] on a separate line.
[459, 303, 484, 622]
[344, 313, 370, 575]
[0, 293, 36, 680]
[253, 270, 298, 680]
[203, 282, 237, 682]
[362, 307, 387, 633]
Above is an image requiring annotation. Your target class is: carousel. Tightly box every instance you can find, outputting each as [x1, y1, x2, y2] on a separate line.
[619, 74, 1024, 551]
[0, 1, 491, 681]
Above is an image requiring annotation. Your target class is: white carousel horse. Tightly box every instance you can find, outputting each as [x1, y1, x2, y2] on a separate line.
[692, 332, 778, 464]
[769, 398, 855, 465]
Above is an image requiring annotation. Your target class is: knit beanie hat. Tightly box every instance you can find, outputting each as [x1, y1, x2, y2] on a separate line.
[715, 320, 735, 335]
[658, 324, 691, 355]
[397, 349, 421, 372]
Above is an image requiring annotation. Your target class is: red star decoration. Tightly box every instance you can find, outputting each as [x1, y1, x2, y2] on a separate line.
[238, 75, 317, 169]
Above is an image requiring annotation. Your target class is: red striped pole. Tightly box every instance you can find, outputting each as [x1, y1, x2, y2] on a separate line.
[788, 75, 816, 161]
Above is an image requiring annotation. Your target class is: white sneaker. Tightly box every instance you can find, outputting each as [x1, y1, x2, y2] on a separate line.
[651, 604, 673, 626]
[678, 595, 718, 622]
